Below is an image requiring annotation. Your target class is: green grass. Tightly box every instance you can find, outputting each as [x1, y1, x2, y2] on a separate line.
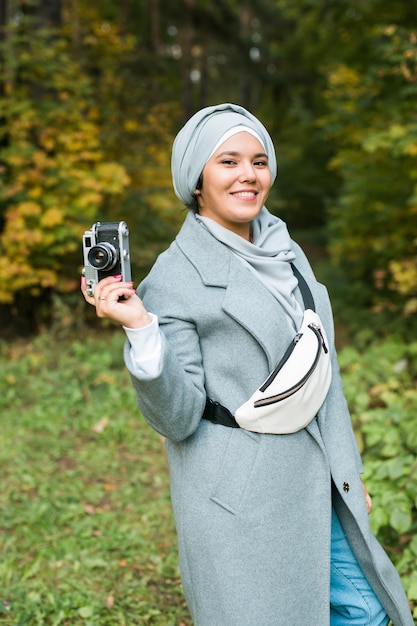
[1, 307, 416, 624]
[0, 329, 191, 625]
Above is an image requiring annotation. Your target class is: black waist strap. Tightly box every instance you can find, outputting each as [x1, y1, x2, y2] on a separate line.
[202, 398, 240, 428]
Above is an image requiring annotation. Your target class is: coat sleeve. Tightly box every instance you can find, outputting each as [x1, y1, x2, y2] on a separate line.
[124, 251, 207, 442]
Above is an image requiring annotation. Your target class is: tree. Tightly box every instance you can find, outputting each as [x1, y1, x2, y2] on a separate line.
[0, 8, 130, 313]
[322, 23, 417, 315]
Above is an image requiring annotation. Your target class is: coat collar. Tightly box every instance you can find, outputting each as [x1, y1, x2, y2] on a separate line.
[176, 212, 297, 369]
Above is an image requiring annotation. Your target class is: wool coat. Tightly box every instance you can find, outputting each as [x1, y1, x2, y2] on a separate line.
[124, 212, 413, 626]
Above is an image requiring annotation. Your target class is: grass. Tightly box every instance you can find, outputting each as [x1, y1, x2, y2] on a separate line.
[1, 296, 416, 624]
[0, 326, 192, 625]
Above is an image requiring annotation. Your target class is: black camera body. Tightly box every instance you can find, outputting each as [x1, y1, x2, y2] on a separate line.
[82, 221, 132, 297]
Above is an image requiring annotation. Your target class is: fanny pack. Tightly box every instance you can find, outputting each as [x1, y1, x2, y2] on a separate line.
[203, 264, 332, 434]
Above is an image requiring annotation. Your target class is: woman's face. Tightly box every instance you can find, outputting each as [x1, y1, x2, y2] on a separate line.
[196, 131, 272, 240]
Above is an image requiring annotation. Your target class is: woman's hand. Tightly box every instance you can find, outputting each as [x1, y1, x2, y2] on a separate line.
[361, 480, 373, 515]
[81, 274, 152, 329]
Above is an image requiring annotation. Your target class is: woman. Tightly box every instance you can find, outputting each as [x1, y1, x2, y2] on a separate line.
[82, 103, 413, 625]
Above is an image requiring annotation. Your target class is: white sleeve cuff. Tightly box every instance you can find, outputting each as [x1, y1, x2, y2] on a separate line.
[123, 313, 163, 379]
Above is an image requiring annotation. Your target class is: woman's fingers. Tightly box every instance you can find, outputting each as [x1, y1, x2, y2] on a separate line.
[81, 274, 127, 304]
[81, 275, 151, 329]
[361, 480, 373, 514]
[94, 275, 134, 307]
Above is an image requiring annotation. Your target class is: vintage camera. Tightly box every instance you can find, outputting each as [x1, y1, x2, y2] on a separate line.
[82, 221, 132, 297]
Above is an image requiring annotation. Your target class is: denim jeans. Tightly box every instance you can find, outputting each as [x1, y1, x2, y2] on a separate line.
[330, 508, 390, 626]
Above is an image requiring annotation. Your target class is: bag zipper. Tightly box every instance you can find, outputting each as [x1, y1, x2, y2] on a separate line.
[255, 324, 327, 407]
[310, 322, 328, 354]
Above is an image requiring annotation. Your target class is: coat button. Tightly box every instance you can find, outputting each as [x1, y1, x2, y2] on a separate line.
[343, 482, 350, 493]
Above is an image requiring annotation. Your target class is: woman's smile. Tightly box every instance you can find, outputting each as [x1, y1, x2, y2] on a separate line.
[231, 190, 259, 200]
[196, 131, 271, 239]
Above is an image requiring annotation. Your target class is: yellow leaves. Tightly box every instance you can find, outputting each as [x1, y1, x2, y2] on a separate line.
[95, 162, 131, 193]
[73, 192, 104, 210]
[387, 124, 407, 139]
[403, 142, 417, 157]
[14, 201, 42, 218]
[0, 25, 138, 306]
[361, 122, 417, 158]
[389, 258, 417, 296]
[8, 154, 26, 167]
[40, 208, 64, 228]
[38, 129, 56, 152]
[389, 256, 417, 316]
[93, 372, 117, 386]
[28, 186, 43, 199]
[124, 119, 140, 133]
[327, 65, 362, 89]
[0, 257, 58, 302]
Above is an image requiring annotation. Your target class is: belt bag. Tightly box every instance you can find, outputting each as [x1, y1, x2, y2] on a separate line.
[203, 264, 332, 434]
[235, 307, 332, 434]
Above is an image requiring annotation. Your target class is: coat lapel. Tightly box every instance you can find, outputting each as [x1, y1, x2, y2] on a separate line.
[176, 212, 295, 369]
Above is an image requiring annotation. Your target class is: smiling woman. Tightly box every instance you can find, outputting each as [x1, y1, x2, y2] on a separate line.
[195, 131, 271, 240]
[81, 103, 414, 626]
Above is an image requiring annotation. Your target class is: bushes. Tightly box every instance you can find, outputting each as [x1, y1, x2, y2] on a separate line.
[323, 24, 417, 313]
[0, 26, 130, 304]
[339, 337, 417, 617]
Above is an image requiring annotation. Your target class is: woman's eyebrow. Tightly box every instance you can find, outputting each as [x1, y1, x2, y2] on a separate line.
[216, 150, 269, 159]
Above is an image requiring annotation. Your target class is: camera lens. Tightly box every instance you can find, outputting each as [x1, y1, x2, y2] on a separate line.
[88, 243, 118, 270]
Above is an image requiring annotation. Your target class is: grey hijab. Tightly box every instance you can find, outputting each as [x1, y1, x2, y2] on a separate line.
[171, 103, 277, 207]
[197, 210, 304, 330]
[172, 102, 302, 329]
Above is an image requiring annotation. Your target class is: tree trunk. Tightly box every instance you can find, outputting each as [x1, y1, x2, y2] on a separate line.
[181, 0, 196, 122]
[147, 0, 160, 56]
[0, 0, 15, 116]
[239, 4, 252, 109]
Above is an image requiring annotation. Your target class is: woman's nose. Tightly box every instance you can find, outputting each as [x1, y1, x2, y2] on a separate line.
[238, 162, 256, 182]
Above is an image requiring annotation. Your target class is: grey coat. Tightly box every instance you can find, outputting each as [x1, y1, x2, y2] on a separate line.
[125, 212, 413, 626]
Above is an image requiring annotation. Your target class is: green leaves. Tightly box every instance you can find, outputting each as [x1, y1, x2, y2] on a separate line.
[340, 334, 417, 613]
[323, 24, 417, 312]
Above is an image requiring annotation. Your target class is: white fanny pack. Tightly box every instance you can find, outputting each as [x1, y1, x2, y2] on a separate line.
[203, 264, 332, 434]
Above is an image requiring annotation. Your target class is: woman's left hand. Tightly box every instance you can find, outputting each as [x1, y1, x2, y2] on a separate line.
[361, 480, 373, 514]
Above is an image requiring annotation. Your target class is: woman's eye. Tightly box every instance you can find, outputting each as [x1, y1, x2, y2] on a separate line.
[254, 160, 268, 167]
[221, 159, 237, 165]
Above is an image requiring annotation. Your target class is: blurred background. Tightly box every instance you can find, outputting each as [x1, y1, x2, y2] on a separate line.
[1, 1, 417, 624]
[0, 0, 416, 334]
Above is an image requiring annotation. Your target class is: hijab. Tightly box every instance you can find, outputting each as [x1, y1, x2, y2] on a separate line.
[171, 103, 303, 329]
[197, 210, 304, 329]
[171, 103, 277, 208]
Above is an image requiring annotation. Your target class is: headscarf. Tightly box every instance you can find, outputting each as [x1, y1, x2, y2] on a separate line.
[172, 103, 303, 330]
[197, 209, 304, 330]
[171, 103, 277, 207]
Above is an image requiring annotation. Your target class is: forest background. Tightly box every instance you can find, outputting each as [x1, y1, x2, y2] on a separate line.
[1, 0, 417, 624]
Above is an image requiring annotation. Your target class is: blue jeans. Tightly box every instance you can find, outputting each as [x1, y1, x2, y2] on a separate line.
[330, 508, 390, 626]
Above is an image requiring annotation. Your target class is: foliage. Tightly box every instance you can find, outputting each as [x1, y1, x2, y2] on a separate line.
[339, 336, 417, 618]
[0, 25, 130, 303]
[322, 23, 417, 313]
[0, 321, 191, 625]
[1, 0, 417, 330]
[60, 4, 182, 272]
